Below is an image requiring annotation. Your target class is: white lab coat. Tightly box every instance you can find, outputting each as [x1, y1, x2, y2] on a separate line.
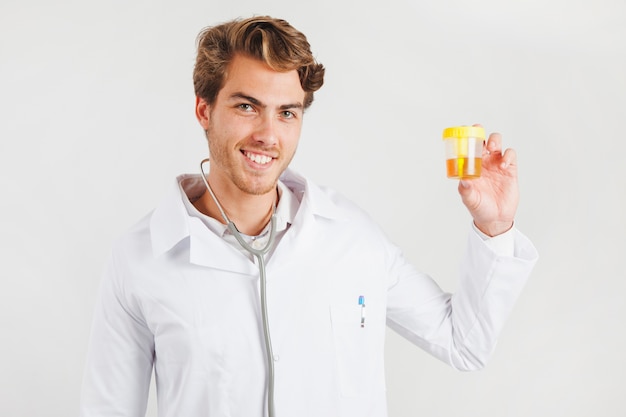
[80, 169, 538, 417]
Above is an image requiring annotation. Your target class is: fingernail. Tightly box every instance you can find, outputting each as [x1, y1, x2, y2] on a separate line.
[460, 180, 470, 188]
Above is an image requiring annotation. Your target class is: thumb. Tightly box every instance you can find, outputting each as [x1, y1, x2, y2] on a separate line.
[458, 179, 472, 193]
[457, 180, 477, 208]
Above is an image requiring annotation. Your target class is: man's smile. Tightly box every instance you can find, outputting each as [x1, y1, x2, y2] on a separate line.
[243, 150, 274, 165]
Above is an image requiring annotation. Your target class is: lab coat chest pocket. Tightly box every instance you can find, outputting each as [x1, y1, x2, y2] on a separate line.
[330, 303, 384, 398]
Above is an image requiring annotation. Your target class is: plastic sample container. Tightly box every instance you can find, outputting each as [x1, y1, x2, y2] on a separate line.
[442, 126, 485, 179]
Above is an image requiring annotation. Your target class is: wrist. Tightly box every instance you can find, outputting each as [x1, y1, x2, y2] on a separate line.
[474, 221, 514, 237]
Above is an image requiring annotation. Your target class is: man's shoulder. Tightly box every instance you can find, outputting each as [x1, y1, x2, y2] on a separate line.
[282, 170, 382, 236]
[111, 177, 184, 257]
[110, 212, 155, 257]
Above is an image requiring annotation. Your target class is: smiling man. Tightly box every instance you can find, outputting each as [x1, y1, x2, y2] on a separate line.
[193, 53, 306, 235]
[80, 16, 538, 417]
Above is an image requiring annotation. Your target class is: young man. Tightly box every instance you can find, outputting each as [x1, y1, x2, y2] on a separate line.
[80, 16, 538, 417]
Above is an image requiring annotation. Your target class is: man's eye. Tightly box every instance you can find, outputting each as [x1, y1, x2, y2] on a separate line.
[238, 103, 253, 112]
[282, 111, 294, 119]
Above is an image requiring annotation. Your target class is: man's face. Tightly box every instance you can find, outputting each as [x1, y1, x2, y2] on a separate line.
[196, 54, 306, 196]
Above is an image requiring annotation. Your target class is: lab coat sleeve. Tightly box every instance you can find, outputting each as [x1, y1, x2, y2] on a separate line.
[385, 227, 538, 370]
[80, 253, 155, 417]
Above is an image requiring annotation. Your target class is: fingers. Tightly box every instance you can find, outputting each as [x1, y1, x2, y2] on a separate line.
[484, 132, 516, 169]
[485, 132, 502, 155]
[474, 126, 516, 169]
[501, 147, 517, 169]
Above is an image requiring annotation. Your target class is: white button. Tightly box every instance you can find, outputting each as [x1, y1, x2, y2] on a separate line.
[251, 240, 265, 250]
[273, 354, 280, 362]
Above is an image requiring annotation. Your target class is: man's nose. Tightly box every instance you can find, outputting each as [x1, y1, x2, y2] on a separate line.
[251, 113, 278, 145]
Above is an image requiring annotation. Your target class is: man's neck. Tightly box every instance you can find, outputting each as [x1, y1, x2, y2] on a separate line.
[194, 181, 278, 236]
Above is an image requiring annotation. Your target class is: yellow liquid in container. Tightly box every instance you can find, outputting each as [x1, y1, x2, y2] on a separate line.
[446, 157, 482, 179]
[442, 126, 485, 179]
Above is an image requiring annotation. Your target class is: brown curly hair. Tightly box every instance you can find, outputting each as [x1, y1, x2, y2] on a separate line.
[193, 16, 325, 109]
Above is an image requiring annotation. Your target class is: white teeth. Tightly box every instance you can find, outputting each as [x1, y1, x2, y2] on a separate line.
[245, 152, 272, 165]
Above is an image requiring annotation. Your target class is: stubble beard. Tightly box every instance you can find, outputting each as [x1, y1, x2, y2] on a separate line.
[206, 128, 292, 197]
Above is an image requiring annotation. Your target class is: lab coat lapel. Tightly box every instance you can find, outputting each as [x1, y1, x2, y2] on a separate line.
[267, 170, 341, 272]
[188, 217, 257, 275]
[266, 199, 317, 273]
[150, 178, 256, 276]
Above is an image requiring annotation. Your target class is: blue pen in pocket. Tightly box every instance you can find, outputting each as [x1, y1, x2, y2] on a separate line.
[358, 295, 366, 328]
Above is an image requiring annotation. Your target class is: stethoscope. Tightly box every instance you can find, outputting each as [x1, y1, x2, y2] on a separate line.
[199, 158, 278, 417]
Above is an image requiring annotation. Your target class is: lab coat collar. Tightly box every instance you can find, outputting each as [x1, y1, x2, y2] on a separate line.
[149, 168, 343, 264]
[279, 168, 342, 221]
[149, 176, 191, 257]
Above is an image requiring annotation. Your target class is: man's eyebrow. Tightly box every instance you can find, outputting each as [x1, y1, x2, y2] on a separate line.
[279, 102, 303, 110]
[230, 93, 264, 107]
[230, 92, 302, 110]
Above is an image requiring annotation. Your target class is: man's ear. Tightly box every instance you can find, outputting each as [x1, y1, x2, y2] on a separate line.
[195, 96, 211, 130]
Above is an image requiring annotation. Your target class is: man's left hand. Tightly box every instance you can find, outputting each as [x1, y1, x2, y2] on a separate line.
[457, 130, 518, 237]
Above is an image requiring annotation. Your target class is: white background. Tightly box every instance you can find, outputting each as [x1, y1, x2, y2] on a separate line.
[1, 0, 625, 416]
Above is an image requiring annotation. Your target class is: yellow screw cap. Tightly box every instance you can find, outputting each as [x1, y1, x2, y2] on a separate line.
[442, 126, 486, 140]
